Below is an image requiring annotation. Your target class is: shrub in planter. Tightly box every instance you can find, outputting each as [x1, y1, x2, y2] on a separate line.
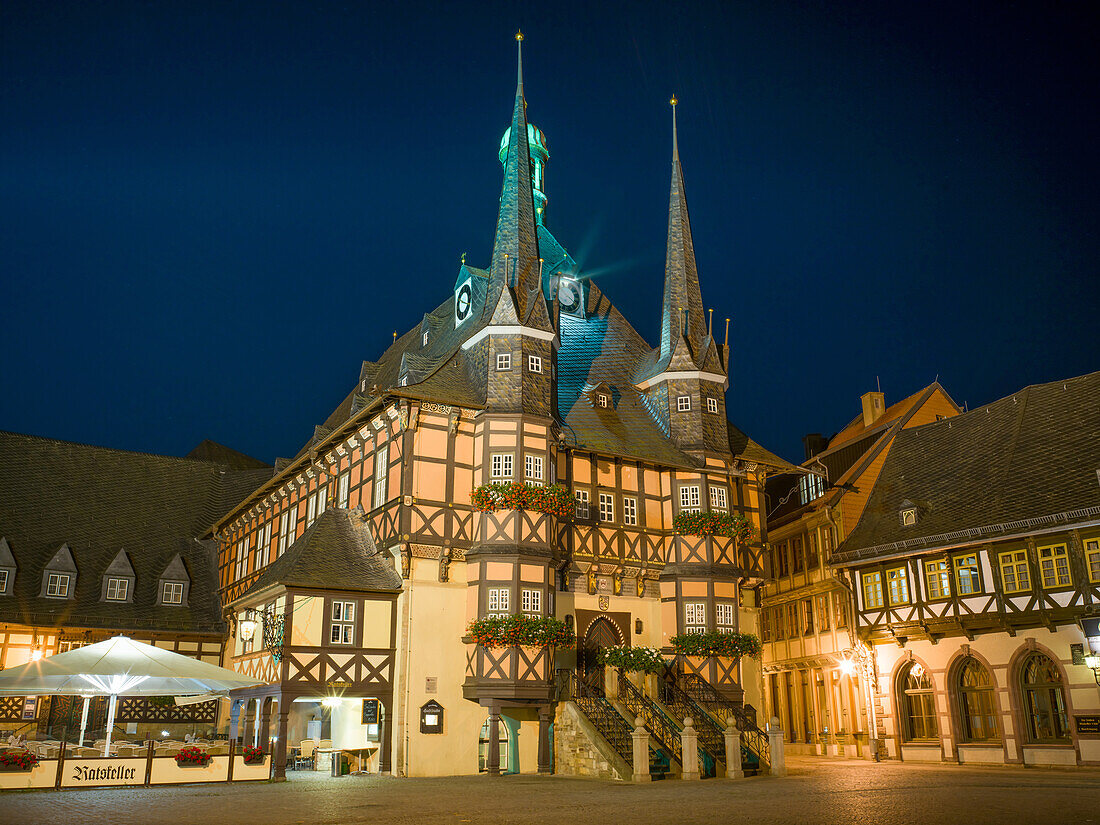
[0, 750, 38, 771]
[147, 695, 175, 708]
[241, 744, 265, 764]
[466, 614, 575, 649]
[174, 746, 212, 767]
[471, 482, 573, 519]
[597, 645, 667, 674]
[672, 511, 755, 542]
[670, 631, 762, 659]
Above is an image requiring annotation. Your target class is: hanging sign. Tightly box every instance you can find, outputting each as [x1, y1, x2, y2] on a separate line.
[21, 697, 37, 720]
[1076, 715, 1100, 735]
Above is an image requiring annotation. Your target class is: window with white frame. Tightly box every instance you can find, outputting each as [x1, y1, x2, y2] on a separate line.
[491, 453, 514, 479]
[684, 602, 706, 633]
[234, 538, 248, 580]
[374, 444, 389, 507]
[677, 396, 691, 412]
[487, 588, 510, 618]
[422, 330, 429, 347]
[46, 573, 70, 597]
[599, 492, 614, 522]
[679, 485, 701, 513]
[596, 393, 609, 408]
[716, 602, 735, 631]
[330, 601, 355, 644]
[105, 577, 129, 601]
[496, 352, 512, 371]
[258, 522, 272, 568]
[337, 472, 350, 508]
[161, 581, 184, 605]
[521, 588, 542, 615]
[528, 355, 542, 373]
[525, 454, 544, 482]
[709, 486, 728, 511]
[799, 474, 825, 505]
[575, 489, 590, 519]
[623, 496, 638, 526]
[278, 510, 292, 555]
[707, 397, 719, 414]
[0, 570, 8, 594]
[317, 487, 327, 517]
[307, 493, 319, 527]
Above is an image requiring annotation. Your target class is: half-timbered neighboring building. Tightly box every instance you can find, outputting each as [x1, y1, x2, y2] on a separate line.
[832, 371, 1100, 766]
[209, 36, 795, 779]
[760, 384, 960, 758]
[0, 431, 270, 740]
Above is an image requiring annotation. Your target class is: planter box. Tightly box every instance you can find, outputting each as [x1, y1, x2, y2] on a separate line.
[176, 761, 213, 768]
[243, 757, 266, 765]
[0, 764, 34, 772]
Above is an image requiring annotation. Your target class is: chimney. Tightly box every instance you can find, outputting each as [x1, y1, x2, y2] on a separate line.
[802, 433, 827, 461]
[860, 391, 886, 427]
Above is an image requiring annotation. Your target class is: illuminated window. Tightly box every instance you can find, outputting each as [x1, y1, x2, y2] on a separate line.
[574, 489, 590, 519]
[816, 593, 830, 631]
[599, 493, 614, 522]
[1087, 539, 1100, 583]
[999, 550, 1031, 593]
[953, 554, 981, 595]
[496, 352, 511, 371]
[684, 602, 706, 633]
[521, 588, 541, 615]
[422, 330, 429, 347]
[1020, 652, 1069, 743]
[679, 485, 701, 513]
[596, 393, 609, 408]
[833, 591, 849, 628]
[901, 508, 917, 527]
[490, 453, 513, 479]
[528, 355, 542, 373]
[330, 601, 355, 645]
[278, 510, 292, 555]
[623, 496, 638, 526]
[799, 474, 825, 505]
[257, 522, 272, 568]
[487, 588, 510, 618]
[677, 396, 691, 412]
[957, 658, 998, 743]
[924, 560, 951, 599]
[862, 571, 883, 609]
[1038, 544, 1071, 588]
[105, 577, 129, 602]
[899, 663, 937, 741]
[706, 397, 719, 414]
[802, 598, 814, 635]
[886, 567, 910, 605]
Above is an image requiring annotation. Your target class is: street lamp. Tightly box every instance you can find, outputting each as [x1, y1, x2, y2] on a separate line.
[239, 611, 258, 643]
[839, 643, 880, 761]
[1085, 654, 1100, 686]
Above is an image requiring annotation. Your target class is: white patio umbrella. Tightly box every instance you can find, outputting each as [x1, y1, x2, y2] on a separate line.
[0, 636, 262, 755]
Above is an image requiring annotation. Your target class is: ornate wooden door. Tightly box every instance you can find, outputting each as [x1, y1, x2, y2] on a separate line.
[580, 617, 620, 690]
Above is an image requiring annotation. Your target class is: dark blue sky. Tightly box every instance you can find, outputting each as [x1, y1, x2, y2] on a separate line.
[3, 1, 1098, 463]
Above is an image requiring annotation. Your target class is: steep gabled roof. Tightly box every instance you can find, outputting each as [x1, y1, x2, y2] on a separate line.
[835, 371, 1100, 563]
[236, 508, 402, 599]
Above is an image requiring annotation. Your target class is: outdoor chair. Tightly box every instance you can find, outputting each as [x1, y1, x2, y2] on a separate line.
[295, 739, 316, 770]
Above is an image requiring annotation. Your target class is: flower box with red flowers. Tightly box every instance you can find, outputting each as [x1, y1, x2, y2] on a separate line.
[0, 750, 38, 772]
[672, 511, 755, 542]
[471, 482, 574, 519]
[174, 746, 212, 767]
[466, 615, 575, 649]
[241, 745, 265, 765]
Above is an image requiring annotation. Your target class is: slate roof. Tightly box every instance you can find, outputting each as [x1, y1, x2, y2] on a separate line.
[835, 371, 1100, 562]
[0, 430, 270, 634]
[235, 508, 402, 600]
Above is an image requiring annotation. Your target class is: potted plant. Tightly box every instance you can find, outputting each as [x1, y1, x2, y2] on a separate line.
[0, 750, 38, 772]
[471, 482, 574, 518]
[670, 631, 762, 659]
[466, 615, 575, 649]
[598, 645, 667, 697]
[241, 744, 265, 765]
[672, 511, 755, 542]
[174, 746, 212, 767]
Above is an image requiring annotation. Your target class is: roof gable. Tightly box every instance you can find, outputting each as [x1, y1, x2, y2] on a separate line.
[103, 549, 135, 577]
[44, 543, 77, 572]
[0, 537, 15, 569]
[160, 554, 189, 582]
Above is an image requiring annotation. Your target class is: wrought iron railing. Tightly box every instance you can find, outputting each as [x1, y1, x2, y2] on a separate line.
[556, 669, 634, 766]
[616, 670, 688, 768]
[657, 674, 726, 763]
[677, 671, 770, 768]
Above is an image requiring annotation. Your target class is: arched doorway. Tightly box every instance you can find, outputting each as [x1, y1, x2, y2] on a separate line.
[478, 717, 512, 774]
[580, 617, 621, 691]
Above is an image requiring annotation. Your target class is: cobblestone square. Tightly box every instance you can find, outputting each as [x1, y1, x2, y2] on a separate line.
[3, 758, 1100, 825]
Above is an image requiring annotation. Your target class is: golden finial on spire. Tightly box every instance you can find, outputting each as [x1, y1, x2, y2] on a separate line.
[670, 94, 678, 107]
[515, 30, 524, 42]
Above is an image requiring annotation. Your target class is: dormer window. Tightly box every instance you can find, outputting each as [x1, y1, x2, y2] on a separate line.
[105, 577, 129, 601]
[706, 398, 719, 414]
[0, 537, 15, 596]
[597, 393, 608, 408]
[677, 396, 691, 412]
[46, 573, 70, 597]
[0, 569, 9, 595]
[528, 355, 542, 373]
[901, 507, 917, 527]
[161, 581, 184, 604]
[422, 330, 429, 347]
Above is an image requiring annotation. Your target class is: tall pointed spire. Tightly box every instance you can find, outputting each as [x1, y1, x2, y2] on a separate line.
[487, 31, 544, 325]
[658, 95, 712, 370]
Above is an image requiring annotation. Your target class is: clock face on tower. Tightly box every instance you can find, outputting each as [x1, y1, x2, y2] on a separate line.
[454, 279, 473, 326]
[557, 278, 582, 316]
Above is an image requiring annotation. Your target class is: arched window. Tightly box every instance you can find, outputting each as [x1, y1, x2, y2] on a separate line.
[956, 657, 998, 742]
[899, 662, 937, 741]
[1020, 653, 1070, 743]
[478, 718, 510, 773]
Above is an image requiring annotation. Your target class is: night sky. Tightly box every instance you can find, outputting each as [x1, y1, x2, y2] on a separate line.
[3, 1, 1098, 464]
